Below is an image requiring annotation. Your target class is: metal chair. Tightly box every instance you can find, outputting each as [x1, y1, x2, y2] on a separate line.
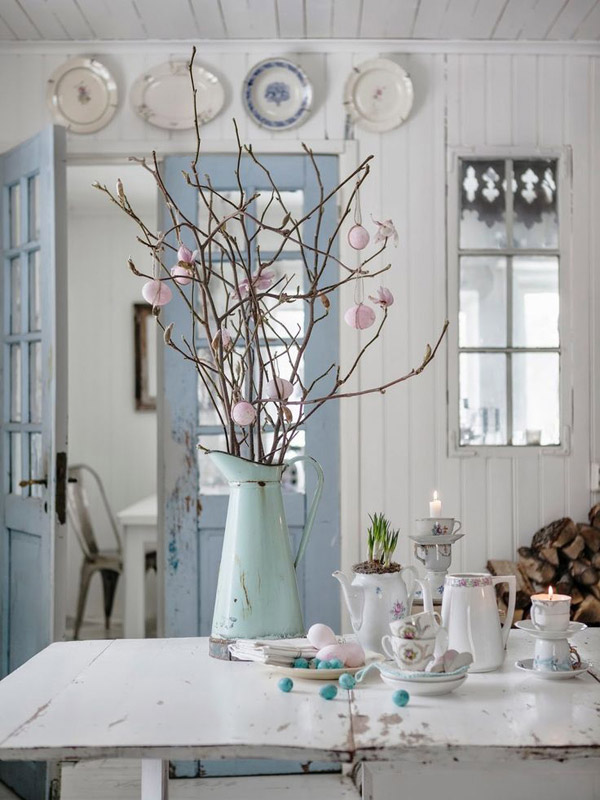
[67, 464, 156, 639]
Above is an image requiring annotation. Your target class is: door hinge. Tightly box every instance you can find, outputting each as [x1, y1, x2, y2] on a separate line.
[56, 451, 67, 525]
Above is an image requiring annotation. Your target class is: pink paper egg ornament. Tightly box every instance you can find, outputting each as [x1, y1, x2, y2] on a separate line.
[344, 302, 376, 330]
[142, 279, 172, 307]
[266, 377, 293, 401]
[347, 224, 370, 250]
[231, 401, 257, 427]
[170, 265, 193, 286]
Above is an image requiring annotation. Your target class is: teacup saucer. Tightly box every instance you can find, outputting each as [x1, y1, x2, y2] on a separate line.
[409, 532, 465, 546]
[515, 620, 587, 640]
[355, 660, 469, 695]
[515, 658, 591, 679]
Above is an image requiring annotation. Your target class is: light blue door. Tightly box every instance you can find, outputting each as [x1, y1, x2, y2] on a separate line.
[160, 153, 340, 777]
[0, 127, 67, 800]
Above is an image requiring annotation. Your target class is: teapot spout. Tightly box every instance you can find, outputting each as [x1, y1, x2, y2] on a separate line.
[332, 570, 365, 631]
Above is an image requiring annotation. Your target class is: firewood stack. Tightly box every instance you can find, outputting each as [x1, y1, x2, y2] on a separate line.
[487, 503, 600, 626]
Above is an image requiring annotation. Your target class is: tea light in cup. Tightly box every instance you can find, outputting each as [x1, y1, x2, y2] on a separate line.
[531, 585, 571, 631]
[429, 491, 442, 518]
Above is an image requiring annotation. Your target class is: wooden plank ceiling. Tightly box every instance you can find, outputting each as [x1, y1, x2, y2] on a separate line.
[0, 0, 599, 41]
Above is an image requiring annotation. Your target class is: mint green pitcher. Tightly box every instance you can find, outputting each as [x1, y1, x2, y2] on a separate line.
[209, 452, 324, 654]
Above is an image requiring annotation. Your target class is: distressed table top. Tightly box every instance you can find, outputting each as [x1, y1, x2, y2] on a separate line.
[0, 632, 598, 764]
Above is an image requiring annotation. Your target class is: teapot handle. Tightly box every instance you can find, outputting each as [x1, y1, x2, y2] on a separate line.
[492, 575, 517, 648]
[285, 456, 324, 569]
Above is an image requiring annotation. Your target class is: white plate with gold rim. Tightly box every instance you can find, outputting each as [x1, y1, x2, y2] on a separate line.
[47, 57, 118, 134]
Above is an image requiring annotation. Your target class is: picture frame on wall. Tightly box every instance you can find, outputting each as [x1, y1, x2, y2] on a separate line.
[134, 303, 157, 411]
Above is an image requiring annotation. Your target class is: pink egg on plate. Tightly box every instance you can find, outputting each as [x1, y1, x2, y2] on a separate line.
[307, 623, 337, 650]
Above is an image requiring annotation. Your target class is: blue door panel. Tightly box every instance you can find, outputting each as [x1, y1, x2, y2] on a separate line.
[8, 530, 43, 673]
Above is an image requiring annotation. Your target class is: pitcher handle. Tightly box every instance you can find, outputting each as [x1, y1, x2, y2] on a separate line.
[285, 455, 324, 569]
[492, 575, 517, 648]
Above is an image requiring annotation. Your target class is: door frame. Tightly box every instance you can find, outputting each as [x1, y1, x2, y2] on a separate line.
[154, 139, 360, 637]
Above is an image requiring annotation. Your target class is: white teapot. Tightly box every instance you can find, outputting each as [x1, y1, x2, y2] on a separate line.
[441, 573, 516, 672]
[333, 566, 433, 654]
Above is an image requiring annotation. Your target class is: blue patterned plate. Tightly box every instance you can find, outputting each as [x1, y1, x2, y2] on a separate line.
[243, 59, 312, 130]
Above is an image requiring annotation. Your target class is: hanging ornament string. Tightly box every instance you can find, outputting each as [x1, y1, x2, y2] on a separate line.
[354, 179, 362, 226]
[347, 175, 370, 252]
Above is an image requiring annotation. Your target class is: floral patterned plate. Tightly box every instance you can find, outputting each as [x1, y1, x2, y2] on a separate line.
[343, 58, 414, 133]
[515, 658, 591, 680]
[243, 58, 312, 130]
[130, 60, 224, 130]
[47, 57, 118, 134]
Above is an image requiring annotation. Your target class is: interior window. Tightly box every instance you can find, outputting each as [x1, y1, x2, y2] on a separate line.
[457, 158, 560, 447]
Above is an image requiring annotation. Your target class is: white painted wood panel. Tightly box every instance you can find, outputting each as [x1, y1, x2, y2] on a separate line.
[547, 0, 599, 39]
[331, 0, 361, 39]
[0, 638, 353, 761]
[580, 0, 600, 38]
[47, 0, 94, 39]
[0, 43, 597, 623]
[275, 0, 305, 39]
[3, 0, 600, 41]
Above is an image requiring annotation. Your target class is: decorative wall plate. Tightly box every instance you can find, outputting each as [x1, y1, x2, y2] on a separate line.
[343, 58, 414, 133]
[243, 58, 312, 130]
[130, 61, 224, 130]
[46, 57, 118, 134]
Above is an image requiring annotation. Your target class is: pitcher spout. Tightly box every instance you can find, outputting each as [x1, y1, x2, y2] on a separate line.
[332, 570, 365, 631]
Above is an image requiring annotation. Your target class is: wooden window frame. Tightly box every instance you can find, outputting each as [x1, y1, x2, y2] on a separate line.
[447, 146, 572, 458]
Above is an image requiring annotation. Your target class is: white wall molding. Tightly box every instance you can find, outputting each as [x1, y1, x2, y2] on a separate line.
[1, 38, 599, 56]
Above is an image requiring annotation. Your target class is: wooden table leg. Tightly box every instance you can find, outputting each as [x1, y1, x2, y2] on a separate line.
[141, 759, 168, 800]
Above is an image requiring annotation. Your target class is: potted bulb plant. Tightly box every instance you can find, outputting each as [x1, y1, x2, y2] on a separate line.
[333, 514, 432, 653]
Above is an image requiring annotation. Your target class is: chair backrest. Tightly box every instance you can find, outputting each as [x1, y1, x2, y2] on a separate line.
[67, 464, 122, 559]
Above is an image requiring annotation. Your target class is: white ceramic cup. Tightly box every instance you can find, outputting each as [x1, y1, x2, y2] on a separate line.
[415, 517, 462, 538]
[531, 593, 571, 632]
[381, 627, 449, 671]
[389, 610, 442, 639]
[533, 638, 580, 672]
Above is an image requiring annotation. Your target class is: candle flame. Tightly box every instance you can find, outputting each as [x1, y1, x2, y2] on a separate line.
[433, 490, 438, 501]
[548, 585, 554, 598]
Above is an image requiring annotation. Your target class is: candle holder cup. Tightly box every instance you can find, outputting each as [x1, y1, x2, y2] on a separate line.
[531, 593, 571, 632]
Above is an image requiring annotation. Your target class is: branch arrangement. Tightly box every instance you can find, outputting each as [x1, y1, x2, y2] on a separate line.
[95, 49, 448, 465]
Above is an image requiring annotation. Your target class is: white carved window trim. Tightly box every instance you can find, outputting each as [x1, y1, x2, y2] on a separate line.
[447, 146, 572, 458]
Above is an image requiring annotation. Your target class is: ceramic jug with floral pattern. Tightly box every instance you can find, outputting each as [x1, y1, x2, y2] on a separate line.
[333, 567, 433, 654]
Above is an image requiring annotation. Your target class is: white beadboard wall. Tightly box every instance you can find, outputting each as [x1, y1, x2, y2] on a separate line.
[0, 42, 599, 594]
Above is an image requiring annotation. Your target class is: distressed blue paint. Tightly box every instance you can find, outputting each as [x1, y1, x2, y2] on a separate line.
[0, 126, 67, 800]
[160, 152, 341, 779]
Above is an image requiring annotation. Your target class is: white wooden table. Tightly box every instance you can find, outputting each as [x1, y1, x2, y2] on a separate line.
[116, 495, 157, 639]
[0, 632, 598, 800]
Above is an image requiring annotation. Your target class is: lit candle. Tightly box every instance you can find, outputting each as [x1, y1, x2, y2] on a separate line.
[429, 490, 442, 518]
[531, 585, 571, 631]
